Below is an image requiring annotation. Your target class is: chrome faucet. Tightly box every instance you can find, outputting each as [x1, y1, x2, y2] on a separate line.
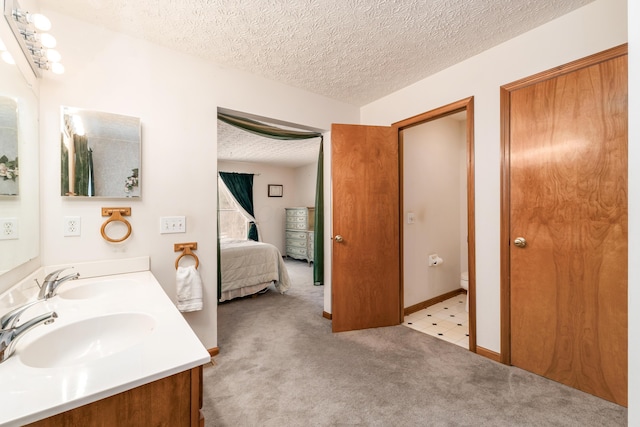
[0, 302, 57, 363]
[37, 268, 80, 300]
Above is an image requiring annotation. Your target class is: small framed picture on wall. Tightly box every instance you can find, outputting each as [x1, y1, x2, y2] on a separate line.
[268, 184, 283, 197]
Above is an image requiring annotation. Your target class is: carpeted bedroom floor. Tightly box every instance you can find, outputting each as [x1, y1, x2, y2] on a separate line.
[202, 259, 627, 426]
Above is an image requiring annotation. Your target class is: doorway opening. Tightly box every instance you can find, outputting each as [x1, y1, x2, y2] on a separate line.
[215, 108, 323, 309]
[393, 97, 476, 352]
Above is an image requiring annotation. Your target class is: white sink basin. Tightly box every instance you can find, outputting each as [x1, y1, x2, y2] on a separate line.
[19, 312, 156, 368]
[58, 278, 140, 300]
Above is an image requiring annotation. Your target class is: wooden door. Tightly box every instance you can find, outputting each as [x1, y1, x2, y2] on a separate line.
[507, 48, 627, 405]
[331, 124, 401, 332]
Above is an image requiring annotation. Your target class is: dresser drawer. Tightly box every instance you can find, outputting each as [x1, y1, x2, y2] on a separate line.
[286, 238, 307, 248]
[286, 221, 307, 230]
[287, 247, 308, 257]
[286, 208, 307, 217]
[286, 231, 307, 240]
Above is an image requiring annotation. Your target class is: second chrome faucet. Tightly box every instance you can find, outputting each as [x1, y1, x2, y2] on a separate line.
[37, 268, 80, 300]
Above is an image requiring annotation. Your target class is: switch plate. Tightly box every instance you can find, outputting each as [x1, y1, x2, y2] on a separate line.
[407, 212, 415, 224]
[160, 216, 186, 234]
[0, 218, 18, 240]
[64, 216, 81, 237]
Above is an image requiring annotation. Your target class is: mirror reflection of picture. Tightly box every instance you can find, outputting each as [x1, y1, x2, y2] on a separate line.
[268, 184, 283, 197]
[60, 106, 141, 198]
[0, 96, 18, 196]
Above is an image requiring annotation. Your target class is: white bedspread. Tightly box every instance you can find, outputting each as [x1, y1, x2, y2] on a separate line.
[219, 239, 291, 301]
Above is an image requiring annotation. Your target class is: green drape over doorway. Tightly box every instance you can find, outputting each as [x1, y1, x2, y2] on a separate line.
[217, 111, 325, 290]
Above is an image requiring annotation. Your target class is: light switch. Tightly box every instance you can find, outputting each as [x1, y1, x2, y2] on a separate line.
[160, 216, 186, 234]
[407, 212, 415, 224]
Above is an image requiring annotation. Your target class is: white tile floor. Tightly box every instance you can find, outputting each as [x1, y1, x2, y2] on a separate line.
[402, 295, 469, 348]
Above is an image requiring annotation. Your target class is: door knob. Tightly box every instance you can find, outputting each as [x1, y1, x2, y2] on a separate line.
[514, 237, 527, 248]
[334, 235, 344, 243]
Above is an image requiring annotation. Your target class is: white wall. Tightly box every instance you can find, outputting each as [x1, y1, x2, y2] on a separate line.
[294, 162, 318, 207]
[403, 117, 465, 307]
[360, 0, 627, 352]
[39, 10, 358, 350]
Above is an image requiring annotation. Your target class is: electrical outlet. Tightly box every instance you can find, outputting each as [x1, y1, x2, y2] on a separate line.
[64, 216, 81, 237]
[160, 216, 186, 234]
[0, 218, 18, 240]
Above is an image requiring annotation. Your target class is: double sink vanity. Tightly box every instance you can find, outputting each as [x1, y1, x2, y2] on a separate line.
[0, 258, 210, 426]
[1, 9, 210, 426]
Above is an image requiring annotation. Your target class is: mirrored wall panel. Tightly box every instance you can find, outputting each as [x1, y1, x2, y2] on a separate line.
[0, 34, 39, 276]
[61, 107, 141, 198]
[0, 96, 18, 196]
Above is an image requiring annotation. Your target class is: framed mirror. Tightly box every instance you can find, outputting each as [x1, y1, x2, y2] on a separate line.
[60, 106, 141, 198]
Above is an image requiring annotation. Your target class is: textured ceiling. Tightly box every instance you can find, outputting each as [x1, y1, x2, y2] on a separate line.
[39, 0, 595, 168]
[217, 119, 320, 168]
[40, 0, 595, 107]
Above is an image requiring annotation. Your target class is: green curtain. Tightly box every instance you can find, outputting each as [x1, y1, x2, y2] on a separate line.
[73, 135, 89, 196]
[219, 172, 259, 241]
[313, 140, 324, 285]
[217, 183, 222, 302]
[219, 112, 321, 140]
[217, 112, 325, 285]
[61, 137, 69, 195]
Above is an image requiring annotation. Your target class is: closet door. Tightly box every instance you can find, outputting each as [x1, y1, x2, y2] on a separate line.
[506, 47, 627, 406]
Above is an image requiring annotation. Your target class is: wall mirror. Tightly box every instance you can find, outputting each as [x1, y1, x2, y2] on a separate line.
[0, 35, 39, 277]
[60, 107, 141, 198]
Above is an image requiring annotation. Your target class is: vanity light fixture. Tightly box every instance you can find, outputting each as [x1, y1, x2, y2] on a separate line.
[12, 9, 50, 30]
[3, 0, 64, 77]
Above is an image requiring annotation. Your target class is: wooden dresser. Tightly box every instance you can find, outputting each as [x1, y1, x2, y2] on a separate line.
[285, 207, 315, 265]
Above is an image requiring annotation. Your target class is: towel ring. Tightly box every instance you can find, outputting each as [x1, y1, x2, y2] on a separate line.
[101, 207, 132, 243]
[174, 242, 199, 269]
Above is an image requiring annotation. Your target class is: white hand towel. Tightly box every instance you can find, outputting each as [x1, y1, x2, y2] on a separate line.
[176, 265, 203, 312]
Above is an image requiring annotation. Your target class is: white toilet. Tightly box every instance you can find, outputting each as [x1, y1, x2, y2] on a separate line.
[460, 271, 469, 312]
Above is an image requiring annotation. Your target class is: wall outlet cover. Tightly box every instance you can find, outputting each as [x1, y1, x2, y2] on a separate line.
[64, 216, 81, 237]
[0, 218, 18, 240]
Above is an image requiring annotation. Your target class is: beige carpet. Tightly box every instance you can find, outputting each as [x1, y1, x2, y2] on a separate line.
[202, 259, 627, 426]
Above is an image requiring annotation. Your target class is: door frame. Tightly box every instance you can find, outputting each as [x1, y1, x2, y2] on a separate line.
[499, 43, 628, 365]
[393, 96, 477, 352]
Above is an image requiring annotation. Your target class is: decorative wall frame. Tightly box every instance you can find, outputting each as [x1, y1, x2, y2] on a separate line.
[268, 184, 283, 197]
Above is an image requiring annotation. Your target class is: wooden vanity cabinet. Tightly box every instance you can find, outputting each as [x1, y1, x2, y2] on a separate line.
[26, 366, 204, 427]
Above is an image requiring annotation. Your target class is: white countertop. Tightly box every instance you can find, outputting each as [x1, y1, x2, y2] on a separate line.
[0, 270, 210, 426]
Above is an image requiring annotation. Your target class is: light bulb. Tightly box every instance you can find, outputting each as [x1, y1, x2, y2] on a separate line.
[39, 33, 56, 49]
[28, 13, 51, 31]
[46, 49, 61, 62]
[1, 51, 15, 65]
[51, 62, 64, 74]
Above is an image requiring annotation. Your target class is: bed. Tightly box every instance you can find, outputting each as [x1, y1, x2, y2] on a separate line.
[219, 238, 291, 302]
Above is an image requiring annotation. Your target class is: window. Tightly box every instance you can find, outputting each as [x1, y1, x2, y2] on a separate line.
[218, 178, 249, 240]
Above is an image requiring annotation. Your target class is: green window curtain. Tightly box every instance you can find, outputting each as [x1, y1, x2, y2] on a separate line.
[217, 112, 325, 285]
[219, 172, 259, 241]
[313, 141, 324, 285]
